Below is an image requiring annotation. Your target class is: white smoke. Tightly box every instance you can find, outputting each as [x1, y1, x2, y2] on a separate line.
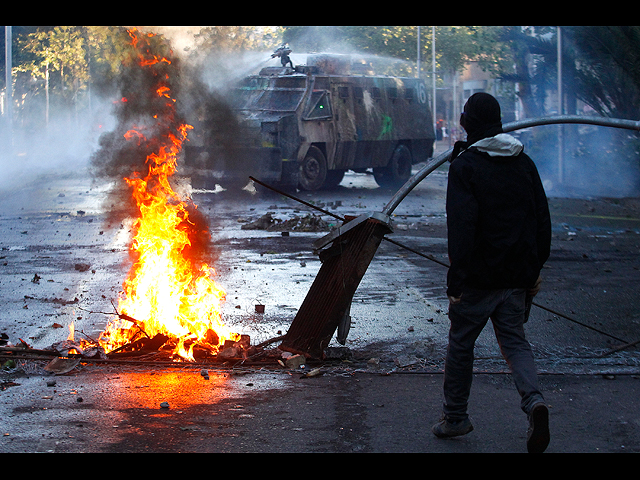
[523, 123, 640, 199]
[0, 96, 117, 191]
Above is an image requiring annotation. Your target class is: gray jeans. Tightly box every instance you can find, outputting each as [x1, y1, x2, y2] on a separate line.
[443, 288, 544, 421]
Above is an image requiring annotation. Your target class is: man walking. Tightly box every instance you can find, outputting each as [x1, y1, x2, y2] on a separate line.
[433, 93, 552, 453]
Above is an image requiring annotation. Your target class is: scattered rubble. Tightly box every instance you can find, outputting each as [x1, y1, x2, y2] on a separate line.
[241, 213, 330, 232]
[0, 329, 287, 368]
[0, 326, 441, 377]
[44, 357, 81, 375]
[301, 367, 323, 378]
[393, 355, 420, 368]
[284, 353, 306, 369]
[74, 263, 91, 272]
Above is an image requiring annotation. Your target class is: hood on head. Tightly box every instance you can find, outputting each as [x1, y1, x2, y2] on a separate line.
[461, 92, 503, 144]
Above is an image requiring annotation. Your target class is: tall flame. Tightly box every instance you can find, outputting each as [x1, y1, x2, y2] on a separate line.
[98, 29, 235, 361]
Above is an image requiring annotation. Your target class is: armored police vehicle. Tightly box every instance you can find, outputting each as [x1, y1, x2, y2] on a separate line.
[184, 51, 436, 191]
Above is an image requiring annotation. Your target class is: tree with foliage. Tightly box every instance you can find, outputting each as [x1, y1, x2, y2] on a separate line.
[281, 25, 482, 79]
[19, 27, 88, 115]
[469, 26, 640, 121]
[563, 26, 640, 194]
[13, 26, 129, 127]
[470, 26, 557, 118]
[194, 26, 283, 53]
[478, 26, 640, 194]
[563, 26, 640, 120]
[82, 26, 132, 96]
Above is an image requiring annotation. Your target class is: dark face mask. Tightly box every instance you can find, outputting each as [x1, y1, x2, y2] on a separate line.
[460, 92, 503, 144]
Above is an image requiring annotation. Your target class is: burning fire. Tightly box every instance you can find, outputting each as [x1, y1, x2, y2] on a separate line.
[97, 29, 237, 361]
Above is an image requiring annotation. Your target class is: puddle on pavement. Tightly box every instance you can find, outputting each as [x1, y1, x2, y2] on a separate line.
[91, 368, 288, 410]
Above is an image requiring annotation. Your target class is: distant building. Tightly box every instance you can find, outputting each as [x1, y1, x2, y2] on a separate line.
[434, 61, 521, 145]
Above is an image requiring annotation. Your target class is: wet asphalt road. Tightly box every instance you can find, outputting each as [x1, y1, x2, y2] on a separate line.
[1, 157, 640, 453]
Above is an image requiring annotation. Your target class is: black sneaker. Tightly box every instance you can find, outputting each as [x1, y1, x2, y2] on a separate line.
[432, 417, 474, 438]
[527, 403, 550, 453]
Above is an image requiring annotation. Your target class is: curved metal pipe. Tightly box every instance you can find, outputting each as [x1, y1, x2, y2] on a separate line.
[382, 115, 640, 216]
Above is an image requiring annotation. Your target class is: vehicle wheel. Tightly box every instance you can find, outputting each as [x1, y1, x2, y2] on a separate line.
[299, 146, 327, 191]
[373, 144, 412, 189]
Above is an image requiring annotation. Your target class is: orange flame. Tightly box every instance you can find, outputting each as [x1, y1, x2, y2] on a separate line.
[98, 29, 235, 361]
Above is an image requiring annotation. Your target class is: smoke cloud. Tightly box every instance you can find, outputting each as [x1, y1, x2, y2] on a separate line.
[3, 26, 638, 208]
[521, 123, 640, 199]
[88, 28, 217, 266]
[0, 96, 116, 206]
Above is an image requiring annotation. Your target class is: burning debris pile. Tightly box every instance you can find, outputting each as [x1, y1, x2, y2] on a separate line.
[82, 29, 244, 362]
[0, 329, 261, 375]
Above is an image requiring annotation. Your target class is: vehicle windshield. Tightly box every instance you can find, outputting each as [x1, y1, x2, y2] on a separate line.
[230, 76, 306, 112]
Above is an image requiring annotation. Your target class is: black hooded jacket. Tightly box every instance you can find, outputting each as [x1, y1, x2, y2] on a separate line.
[446, 94, 551, 297]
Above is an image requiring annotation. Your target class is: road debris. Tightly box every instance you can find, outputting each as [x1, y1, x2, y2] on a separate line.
[44, 357, 81, 375]
[241, 213, 329, 232]
[301, 367, 323, 378]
